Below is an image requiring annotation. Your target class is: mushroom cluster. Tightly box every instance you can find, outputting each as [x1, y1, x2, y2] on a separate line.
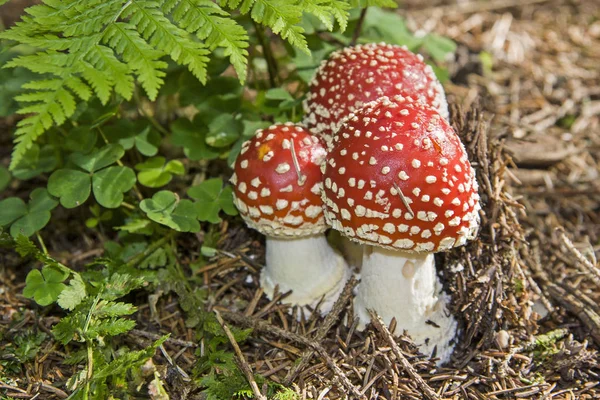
[230, 42, 480, 364]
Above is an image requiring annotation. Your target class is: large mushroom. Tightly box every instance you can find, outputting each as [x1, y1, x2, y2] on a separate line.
[321, 96, 480, 363]
[231, 123, 350, 315]
[303, 42, 449, 143]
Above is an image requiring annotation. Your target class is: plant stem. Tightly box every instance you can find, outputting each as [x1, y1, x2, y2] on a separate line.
[36, 232, 48, 255]
[253, 20, 279, 88]
[125, 231, 177, 269]
[351, 7, 368, 46]
[133, 88, 169, 136]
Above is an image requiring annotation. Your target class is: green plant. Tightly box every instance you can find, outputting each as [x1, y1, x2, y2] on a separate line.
[0, 0, 459, 397]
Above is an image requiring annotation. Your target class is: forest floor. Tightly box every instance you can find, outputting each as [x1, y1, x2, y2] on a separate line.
[1, 0, 600, 399]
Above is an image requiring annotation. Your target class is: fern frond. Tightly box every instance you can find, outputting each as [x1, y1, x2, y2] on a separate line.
[103, 22, 168, 100]
[11, 79, 85, 166]
[123, 0, 210, 83]
[248, 0, 308, 53]
[298, 0, 350, 32]
[166, 0, 249, 82]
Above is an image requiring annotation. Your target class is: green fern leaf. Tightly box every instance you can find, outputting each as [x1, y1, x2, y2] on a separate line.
[298, 0, 349, 32]
[248, 0, 308, 53]
[123, 0, 210, 83]
[103, 22, 168, 100]
[167, 0, 249, 82]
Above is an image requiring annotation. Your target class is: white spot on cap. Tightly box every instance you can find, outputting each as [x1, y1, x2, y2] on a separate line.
[260, 188, 271, 197]
[394, 239, 414, 249]
[398, 171, 409, 181]
[259, 205, 273, 215]
[276, 163, 291, 174]
[341, 209, 351, 220]
[276, 199, 288, 210]
[412, 159, 421, 168]
[251, 177, 261, 188]
[238, 182, 247, 194]
[369, 157, 377, 165]
[305, 205, 322, 219]
[280, 185, 293, 192]
[381, 166, 390, 175]
[426, 176, 437, 184]
[355, 205, 366, 217]
[240, 160, 249, 169]
[383, 223, 395, 234]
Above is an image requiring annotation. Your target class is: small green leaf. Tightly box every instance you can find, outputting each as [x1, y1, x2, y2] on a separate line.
[140, 191, 200, 232]
[188, 178, 237, 224]
[23, 266, 69, 306]
[9, 188, 59, 238]
[57, 274, 87, 310]
[170, 117, 221, 161]
[422, 34, 457, 62]
[70, 144, 125, 173]
[0, 197, 27, 226]
[65, 126, 98, 153]
[135, 157, 185, 188]
[265, 88, 294, 101]
[92, 166, 137, 208]
[115, 219, 154, 235]
[0, 166, 10, 192]
[206, 114, 243, 148]
[48, 169, 91, 208]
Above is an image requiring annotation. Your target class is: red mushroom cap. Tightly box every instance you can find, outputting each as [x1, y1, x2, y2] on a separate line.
[321, 96, 480, 252]
[231, 123, 328, 237]
[303, 42, 449, 141]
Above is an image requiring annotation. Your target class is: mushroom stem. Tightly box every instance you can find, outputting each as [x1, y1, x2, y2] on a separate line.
[261, 234, 350, 315]
[354, 247, 457, 364]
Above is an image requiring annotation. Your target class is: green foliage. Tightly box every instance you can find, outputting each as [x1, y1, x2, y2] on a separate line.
[23, 265, 69, 306]
[48, 144, 136, 208]
[1, 0, 358, 169]
[188, 177, 238, 224]
[140, 190, 200, 232]
[135, 156, 185, 187]
[0, 188, 58, 237]
[0, 330, 47, 375]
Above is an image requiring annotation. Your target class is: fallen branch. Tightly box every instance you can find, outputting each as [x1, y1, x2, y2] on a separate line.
[284, 276, 358, 385]
[214, 310, 266, 400]
[368, 309, 440, 400]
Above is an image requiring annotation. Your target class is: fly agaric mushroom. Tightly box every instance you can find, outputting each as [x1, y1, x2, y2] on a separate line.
[231, 123, 350, 315]
[303, 42, 449, 142]
[321, 96, 480, 363]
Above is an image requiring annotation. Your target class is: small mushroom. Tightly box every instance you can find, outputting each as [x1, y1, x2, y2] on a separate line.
[231, 123, 350, 315]
[321, 96, 480, 363]
[303, 42, 449, 143]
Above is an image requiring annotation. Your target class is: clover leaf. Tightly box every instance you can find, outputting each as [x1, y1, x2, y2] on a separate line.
[48, 144, 136, 209]
[187, 178, 238, 224]
[170, 117, 221, 161]
[23, 265, 69, 306]
[106, 120, 161, 157]
[0, 188, 59, 237]
[135, 157, 185, 188]
[140, 191, 200, 233]
[205, 114, 243, 148]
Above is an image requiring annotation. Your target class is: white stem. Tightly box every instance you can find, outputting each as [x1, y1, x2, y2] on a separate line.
[261, 234, 350, 315]
[354, 247, 457, 364]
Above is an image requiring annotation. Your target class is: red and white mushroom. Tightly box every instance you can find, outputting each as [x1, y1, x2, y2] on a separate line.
[231, 123, 350, 315]
[303, 42, 449, 143]
[321, 96, 480, 363]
